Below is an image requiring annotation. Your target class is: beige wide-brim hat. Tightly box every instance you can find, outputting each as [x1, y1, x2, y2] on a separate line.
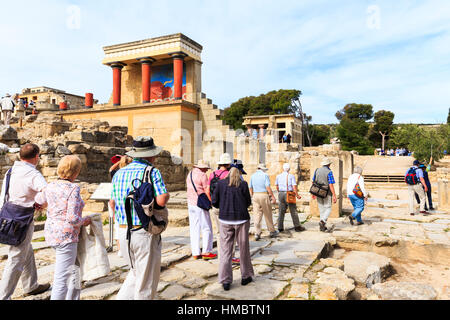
[218, 153, 232, 165]
[194, 160, 210, 169]
[321, 157, 332, 166]
[126, 136, 163, 158]
[257, 164, 269, 171]
[5, 93, 11, 97]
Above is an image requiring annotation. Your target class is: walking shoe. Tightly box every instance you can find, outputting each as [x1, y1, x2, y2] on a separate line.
[241, 277, 253, 286]
[269, 231, 279, 238]
[202, 253, 218, 260]
[278, 228, 284, 233]
[232, 257, 240, 265]
[255, 234, 261, 241]
[356, 221, 365, 226]
[294, 225, 306, 232]
[420, 211, 431, 216]
[193, 255, 202, 260]
[24, 283, 51, 297]
[319, 221, 327, 232]
[348, 216, 355, 225]
[410, 213, 415, 216]
[223, 283, 231, 291]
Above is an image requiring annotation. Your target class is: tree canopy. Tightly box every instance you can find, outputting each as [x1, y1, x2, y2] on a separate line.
[335, 103, 374, 154]
[222, 89, 302, 130]
[369, 110, 395, 150]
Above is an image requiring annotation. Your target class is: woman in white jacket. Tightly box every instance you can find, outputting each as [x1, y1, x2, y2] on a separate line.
[347, 167, 368, 225]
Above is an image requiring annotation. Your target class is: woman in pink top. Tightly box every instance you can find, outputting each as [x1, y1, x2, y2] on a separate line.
[35, 155, 91, 300]
[186, 160, 217, 261]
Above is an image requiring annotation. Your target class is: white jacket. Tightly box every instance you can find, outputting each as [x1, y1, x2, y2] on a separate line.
[347, 173, 367, 197]
[0, 97, 15, 111]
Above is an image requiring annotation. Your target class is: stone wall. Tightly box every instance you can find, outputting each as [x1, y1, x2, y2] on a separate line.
[437, 168, 450, 210]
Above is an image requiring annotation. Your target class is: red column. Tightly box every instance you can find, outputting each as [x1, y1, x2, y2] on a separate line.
[139, 58, 155, 103]
[111, 63, 125, 106]
[85, 93, 94, 108]
[171, 53, 186, 100]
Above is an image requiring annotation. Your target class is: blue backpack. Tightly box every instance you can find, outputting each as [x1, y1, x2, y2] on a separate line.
[405, 167, 419, 185]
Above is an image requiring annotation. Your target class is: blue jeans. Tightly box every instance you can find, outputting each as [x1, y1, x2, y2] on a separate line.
[348, 194, 365, 223]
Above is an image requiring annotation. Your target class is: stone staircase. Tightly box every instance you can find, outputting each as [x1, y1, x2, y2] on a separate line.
[198, 93, 236, 137]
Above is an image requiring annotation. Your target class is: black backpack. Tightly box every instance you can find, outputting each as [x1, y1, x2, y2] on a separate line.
[210, 171, 227, 195]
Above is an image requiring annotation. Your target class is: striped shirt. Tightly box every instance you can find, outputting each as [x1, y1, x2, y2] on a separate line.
[111, 159, 167, 226]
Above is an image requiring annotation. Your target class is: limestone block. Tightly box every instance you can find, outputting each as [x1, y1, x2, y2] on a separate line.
[160, 269, 186, 282]
[314, 268, 355, 300]
[41, 167, 57, 177]
[56, 146, 72, 156]
[338, 151, 354, 179]
[39, 155, 59, 167]
[68, 143, 90, 154]
[320, 258, 344, 271]
[438, 180, 449, 209]
[371, 282, 438, 300]
[159, 284, 194, 300]
[343, 251, 393, 286]
[0, 125, 18, 141]
[65, 131, 95, 143]
[288, 283, 309, 299]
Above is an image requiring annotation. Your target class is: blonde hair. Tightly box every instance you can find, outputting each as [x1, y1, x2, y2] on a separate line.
[119, 156, 133, 169]
[228, 167, 241, 188]
[57, 155, 82, 180]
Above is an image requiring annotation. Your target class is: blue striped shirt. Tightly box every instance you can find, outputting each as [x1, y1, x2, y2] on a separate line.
[111, 159, 167, 226]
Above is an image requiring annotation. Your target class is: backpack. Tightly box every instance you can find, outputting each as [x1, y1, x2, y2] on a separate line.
[210, 171, 227, 195]
[124, 166, 168, 267]
[405, 167, 419, 185]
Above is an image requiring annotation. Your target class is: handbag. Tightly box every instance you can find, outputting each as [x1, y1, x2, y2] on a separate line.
[190, 172, 212, 210]
[286, 173, 297, 204]
[353, 175, 364, 199]
[0, 169, 35, 246]
[309, 169, 329, 199]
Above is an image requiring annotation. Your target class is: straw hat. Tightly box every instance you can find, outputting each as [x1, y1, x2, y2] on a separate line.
[257, 164, 269, 171]
[321, 157, 332, 166]
[126, 136, 163, 158]
[5, 93, 10, 97]
[194, 160, 210, 169]
[218, 153, 232, 165]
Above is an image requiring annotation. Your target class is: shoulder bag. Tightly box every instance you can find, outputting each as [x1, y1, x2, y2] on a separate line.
[309, 169, 330, 199]
[0, 169, 35, 246]
[190, 172, 212, 210]
[353, 175, 364, 199]
[286, 173, 297, 204]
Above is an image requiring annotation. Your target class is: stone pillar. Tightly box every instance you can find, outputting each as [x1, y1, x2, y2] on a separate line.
[437, 168, 450, 210]
[259, 124, 266, 140]
[85, 93, 94, 108]
[110, 62, 126, 106]
[171, 53, 187, 100]
[138, 57, 155, 103]
[246, 125, 253, 136]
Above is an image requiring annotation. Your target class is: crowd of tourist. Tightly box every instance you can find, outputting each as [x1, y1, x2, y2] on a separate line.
[0, 135, 437, 300]
[378, 147, 412, 157]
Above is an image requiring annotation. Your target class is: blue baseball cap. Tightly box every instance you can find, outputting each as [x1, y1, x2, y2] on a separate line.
[413, 160, 421, 166]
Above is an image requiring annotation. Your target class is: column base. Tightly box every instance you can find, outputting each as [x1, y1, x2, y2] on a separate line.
[174, 97, 182, 100]
[113, 104, 121, 107]
[143, 100, 150, 103]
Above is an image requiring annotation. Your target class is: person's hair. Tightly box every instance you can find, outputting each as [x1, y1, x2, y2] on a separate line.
[354, 166, 363, 175]
[228, 167, 242, 188]
[57, 155, 82, 180]
[20, 143, 40, 160]
[119, 156, 133, 169]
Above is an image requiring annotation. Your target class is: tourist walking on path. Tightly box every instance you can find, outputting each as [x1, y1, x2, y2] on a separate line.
[311, 158, 337, 232]
[346, 166, 368, 226]
[35, 155, 91, 300]
[275, 163, 305, 233]
[414, 164, 434, 211]
[187, 160, 217, 261]
[110, 136, 170, 300]
[249, 164, 278, 240]
[0, 93, 15, 126]
[406, 160, 430, 216]
[0, 144, 50, 300]
[212, 167, 254, 291]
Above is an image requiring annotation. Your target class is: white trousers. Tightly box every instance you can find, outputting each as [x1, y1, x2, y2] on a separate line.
[317, 195, 332, 222]
[0, 222, 38, 300]
[409, 184, 426, 213]
[116, 228, 161, 300]
[2, 110, 11, 126]
[188, 205, 213, 256]
[51, 242, 81, 300]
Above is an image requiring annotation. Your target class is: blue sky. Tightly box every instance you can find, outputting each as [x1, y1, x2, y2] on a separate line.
[0, 0, 449, 124]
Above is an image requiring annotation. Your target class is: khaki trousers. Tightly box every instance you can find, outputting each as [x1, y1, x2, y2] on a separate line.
[252, 193, 276, 235]
[116, 228, 161, 300]
[409, 184, 426, 213]
[210, 207, 237, 258]
[218, 221, 254, 284]
[0, 222, 39, 300]
[2, 110, 11, 126]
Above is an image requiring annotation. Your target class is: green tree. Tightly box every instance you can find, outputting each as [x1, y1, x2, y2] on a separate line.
[372, 110, 395, 151]
[307, 124, 331, 146]
[335, 103, 374, 154]
[447, 108, 450, 124]
[222, 89, 302, 130]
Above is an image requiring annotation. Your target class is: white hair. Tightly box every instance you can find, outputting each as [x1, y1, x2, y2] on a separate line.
[283, 163, 290, 172]
[354, 166, 363, 174]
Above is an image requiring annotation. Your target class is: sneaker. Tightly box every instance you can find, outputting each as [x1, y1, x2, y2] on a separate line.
[232, 257, 240, 265]
[420, 211, 431, 216]
[202, 253, 218, 260]
[356, 221, 365, 226]
[410, 213, 415, 216]
[294, 225, 306, 232]
[193, 255, 202, 260]
[24, 283, 51, 297]
[348, 216, 355, 225]
[223, 283, 231, 291]
[278, 228, 284, 233]
[269, 231, 279, 238]
[255, 234, 261, 241]
[241, 277, 253, 286]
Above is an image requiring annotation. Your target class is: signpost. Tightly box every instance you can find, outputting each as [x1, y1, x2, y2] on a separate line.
[90, 183, 114, 252]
